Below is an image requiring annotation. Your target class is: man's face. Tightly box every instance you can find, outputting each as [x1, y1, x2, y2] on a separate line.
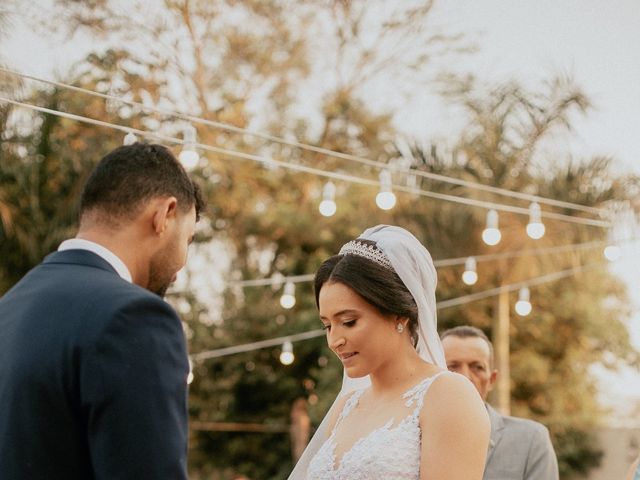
[442, 335, 497, 401]
[148, 205, 196, 297]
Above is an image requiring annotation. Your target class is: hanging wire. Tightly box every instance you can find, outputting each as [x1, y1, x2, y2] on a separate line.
[191, 260, 608, 361]
[0, 96, 613, 229]
[229, 239, 616, 288]
[0, 67, 610, 218]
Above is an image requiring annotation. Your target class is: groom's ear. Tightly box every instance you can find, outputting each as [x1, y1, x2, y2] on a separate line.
[151, 196, 178, 235]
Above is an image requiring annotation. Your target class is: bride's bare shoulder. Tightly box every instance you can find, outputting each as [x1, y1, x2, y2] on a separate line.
[424, 370, 483, 410]
[421, 372, 488, 422]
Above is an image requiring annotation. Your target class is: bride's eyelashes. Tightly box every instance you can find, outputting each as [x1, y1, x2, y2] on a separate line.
[320, 319, 357, 331]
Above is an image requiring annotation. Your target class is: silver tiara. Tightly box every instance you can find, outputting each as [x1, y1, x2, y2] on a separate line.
[339, 240, 393, 270]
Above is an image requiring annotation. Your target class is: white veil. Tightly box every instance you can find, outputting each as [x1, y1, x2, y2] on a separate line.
[287, 225, 445, 478]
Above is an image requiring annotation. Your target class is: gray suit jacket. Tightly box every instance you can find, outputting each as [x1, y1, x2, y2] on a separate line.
[484, 405, 559, 480]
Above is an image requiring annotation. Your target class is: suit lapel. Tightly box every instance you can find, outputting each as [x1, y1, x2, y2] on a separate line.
[485, 404, 505, 464]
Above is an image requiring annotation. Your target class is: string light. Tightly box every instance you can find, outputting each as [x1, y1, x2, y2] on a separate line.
[279, 341, 295, 365]
[194, 262, 608, 361]
[376, 169, 396, 210]
[515, 287, 532, 316]
[279, 281, 296, 309]
[231, 239, 622, 288]
[482, 209, 501, 246]
[1, 67, 611, 220]
[526, 202, 545, 239]
[179, 124, 199, 170]
[0, 95, 613, 228]
[319, 181, 337, 217]
[123, 132, 138, 145]
[462, 257, 478, 285]
[604, 244, 621, 261]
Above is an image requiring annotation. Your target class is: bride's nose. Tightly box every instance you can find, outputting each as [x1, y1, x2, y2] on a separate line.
[328, 331, 346, 351]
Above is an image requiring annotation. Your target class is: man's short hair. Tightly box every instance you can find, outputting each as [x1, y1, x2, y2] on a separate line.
[80, 142, 204, 223]
[441, 325, 495, 368]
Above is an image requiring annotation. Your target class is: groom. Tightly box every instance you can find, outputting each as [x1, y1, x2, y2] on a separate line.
[0, 143, 204, 479]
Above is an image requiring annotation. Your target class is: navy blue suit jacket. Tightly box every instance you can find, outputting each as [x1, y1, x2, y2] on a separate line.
[0, 249, 189, 479]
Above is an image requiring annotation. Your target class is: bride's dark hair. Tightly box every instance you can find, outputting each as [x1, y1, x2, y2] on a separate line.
[314, 244, 420, 347]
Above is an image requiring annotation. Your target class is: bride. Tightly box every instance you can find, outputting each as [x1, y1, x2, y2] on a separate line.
[289, 225, 490, 479]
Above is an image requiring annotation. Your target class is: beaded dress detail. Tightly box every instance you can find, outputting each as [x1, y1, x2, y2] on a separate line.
[306, 372, 449, 479]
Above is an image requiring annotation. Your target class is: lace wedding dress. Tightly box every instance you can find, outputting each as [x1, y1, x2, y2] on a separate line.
[306, 372, 449, 479]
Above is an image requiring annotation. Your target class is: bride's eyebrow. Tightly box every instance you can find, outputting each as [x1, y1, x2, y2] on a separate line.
[319, 309, 360, 321]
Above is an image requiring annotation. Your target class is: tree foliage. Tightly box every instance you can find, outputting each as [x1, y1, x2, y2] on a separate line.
[1, 2, 638, 479]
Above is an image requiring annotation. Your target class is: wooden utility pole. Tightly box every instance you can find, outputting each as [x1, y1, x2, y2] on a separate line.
[290, 398, 310, 463]
[492, 285, 511, 415]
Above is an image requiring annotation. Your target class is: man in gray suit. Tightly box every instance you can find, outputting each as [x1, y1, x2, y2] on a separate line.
[441, 326, 559, 480]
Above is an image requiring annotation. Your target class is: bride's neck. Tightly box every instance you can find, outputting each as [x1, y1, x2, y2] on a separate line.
[368, 347, 433, 395]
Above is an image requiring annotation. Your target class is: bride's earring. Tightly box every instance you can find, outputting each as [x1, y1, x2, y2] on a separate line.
[396, 323, 405, 333]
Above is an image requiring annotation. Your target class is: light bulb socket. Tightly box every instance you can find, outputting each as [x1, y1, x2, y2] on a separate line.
[486, 209, 499, 229]
[322, 181, 336, 200]
[123, 132, 138, 145]
[183, 124, 197, 143]
[464, 256, 477, 272]
[518, 287, 530, 302]
[379, 169, 392, 190]
[528, 202, 542, 222]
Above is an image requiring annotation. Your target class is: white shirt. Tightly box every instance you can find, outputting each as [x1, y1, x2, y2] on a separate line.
[58, 239, 132, 283]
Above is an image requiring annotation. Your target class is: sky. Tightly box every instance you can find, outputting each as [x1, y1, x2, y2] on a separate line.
[2, 0, 639, 422]
[426, 0, 640, 422]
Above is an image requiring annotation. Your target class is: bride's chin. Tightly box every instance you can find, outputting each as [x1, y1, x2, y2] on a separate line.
[344, 367, 369, 378]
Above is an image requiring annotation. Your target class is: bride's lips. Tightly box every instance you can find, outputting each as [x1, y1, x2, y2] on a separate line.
[338, 352, 358, 365]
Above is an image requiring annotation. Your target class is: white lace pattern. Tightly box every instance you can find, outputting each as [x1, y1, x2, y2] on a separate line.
[306, 372, 449, 479]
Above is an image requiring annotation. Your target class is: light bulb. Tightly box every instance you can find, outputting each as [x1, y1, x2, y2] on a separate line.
[482, 209, 501, 245]
[280, 281, 296, 309]
[179, 150, 199, 170]
[319, 200, 337, 216]
[376, 169, 396, 210]
[123, 132, 138, 145]
[279, 341, 295, 365]
[526, 202, 545, 239]
[179, 124, 199, 170]
[515, 287, 532, 316]
[526, 223, 545, 239]
[319, 181, 337, 217]
[462, 257, 478, 285]
[604, 245, 621, 261]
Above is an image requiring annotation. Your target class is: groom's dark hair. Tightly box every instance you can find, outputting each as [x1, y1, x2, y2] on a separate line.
[315, 243, 420, 347]
[80, 142, 204, 224]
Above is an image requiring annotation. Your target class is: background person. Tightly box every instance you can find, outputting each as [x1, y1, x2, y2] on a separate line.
[441, 325, 559, 480]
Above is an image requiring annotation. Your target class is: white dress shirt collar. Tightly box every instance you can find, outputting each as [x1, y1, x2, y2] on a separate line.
[58, 238, 133, 283]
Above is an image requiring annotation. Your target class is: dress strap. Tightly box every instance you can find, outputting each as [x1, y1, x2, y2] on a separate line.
[402, 371, 451, 418]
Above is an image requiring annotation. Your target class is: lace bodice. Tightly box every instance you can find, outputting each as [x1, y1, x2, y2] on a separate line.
[306, 372, 449, 480]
